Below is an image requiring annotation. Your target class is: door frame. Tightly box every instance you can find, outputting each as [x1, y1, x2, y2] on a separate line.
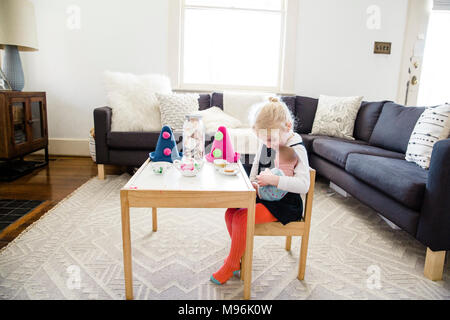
[396, 0, 433, 106]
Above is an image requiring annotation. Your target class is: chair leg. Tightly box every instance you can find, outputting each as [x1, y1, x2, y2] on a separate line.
[298, 235, 310, 280]
[285, 236, 292, 251]
[424, 247, 446, 281]
[98, 164, 105, 180]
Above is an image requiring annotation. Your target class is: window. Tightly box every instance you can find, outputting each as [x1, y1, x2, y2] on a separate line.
[417, 9, 450, 105]
[170, 0, 298, 92]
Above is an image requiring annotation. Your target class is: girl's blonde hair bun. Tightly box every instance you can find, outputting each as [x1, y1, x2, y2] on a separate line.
[249, 96, 294, 131]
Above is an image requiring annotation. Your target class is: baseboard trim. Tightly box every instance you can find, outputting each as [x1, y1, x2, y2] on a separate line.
[33, 138, 90, 157]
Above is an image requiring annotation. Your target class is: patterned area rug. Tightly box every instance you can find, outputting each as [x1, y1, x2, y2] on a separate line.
[0, 174, 448, 300]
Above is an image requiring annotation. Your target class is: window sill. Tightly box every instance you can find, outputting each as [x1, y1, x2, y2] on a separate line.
[173, 86, 295, 96]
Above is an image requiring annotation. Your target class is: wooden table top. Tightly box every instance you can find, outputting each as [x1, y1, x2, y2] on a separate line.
[123, 159, 254, 193]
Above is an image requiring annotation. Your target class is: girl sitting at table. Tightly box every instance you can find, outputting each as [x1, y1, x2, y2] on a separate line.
[210, 97, 311, 285]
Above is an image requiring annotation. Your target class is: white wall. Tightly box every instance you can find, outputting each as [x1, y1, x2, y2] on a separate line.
[21, 0, 169, 152]
[294, 0, 409, 101]
[19, 0, 409, 155]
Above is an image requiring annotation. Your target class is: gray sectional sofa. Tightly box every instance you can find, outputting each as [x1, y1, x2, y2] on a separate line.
[94, 92, 449, 280]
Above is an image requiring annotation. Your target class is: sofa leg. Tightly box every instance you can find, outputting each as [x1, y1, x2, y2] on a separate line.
[98, 164, 105, 180]
[424, 247, 446, 281]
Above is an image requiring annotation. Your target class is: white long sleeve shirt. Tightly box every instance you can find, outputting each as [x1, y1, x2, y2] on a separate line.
[250, 133, 310, 195]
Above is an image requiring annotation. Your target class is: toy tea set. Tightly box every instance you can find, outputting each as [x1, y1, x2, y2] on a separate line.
[149, 115, 240, 177]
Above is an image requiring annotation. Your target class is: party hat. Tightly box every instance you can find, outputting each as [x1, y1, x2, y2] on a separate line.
[206, 126, 240, 163]
[150, 126, 182, 163]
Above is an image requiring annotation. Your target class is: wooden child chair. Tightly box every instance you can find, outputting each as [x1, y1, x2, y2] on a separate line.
[250, 168, 316, 280]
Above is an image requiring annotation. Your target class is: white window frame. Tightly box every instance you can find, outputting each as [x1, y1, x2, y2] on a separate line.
[168, 0, 299, 93]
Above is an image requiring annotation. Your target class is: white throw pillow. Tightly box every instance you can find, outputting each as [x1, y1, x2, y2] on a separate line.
[223, 91, 271, 126]
[405, 104, 450, 169]
[104, 71, 172, 132]
[156, 93, 200, 131]
[311, 95, 363, 140]
[195, 106, 243, 134]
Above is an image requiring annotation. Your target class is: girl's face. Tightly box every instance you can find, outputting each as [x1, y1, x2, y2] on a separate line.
[257, 123, 292, 149]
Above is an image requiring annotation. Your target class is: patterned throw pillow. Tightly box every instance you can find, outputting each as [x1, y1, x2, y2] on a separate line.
[311, 95, 363, 140]
[405, 104, 450, 169]
[156, 93, 200, 131]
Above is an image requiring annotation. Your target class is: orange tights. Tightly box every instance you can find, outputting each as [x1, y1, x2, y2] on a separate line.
[212, 203, 277, 284]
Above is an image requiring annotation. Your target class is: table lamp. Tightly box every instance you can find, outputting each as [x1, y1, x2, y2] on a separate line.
[0, 0, 38, 91]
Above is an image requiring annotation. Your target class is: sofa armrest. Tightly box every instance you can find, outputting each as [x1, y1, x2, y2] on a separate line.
[417, 138, 450, 251]
[93, 106, 112, 164]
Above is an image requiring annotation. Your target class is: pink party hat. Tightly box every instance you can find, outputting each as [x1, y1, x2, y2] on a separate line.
[206, 126, 240, 163]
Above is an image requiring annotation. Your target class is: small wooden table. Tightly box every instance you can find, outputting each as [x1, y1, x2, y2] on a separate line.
[120, 159, 256, 300]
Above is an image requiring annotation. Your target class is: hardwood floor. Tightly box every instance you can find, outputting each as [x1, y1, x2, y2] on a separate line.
[0, 156, 122, 249]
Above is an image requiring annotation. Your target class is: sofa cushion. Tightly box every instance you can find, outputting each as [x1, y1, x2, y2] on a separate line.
[310, 154, 420, 235]
[300, 134, 367, 153]
[313, 139, 404, 168]
[107, 131, 182, 150]
[369, 102, 425, 153]
[346, 154, 428, 211]
[211, 92, 224, 109]
[295, 96, 318, 134]
[280, 96, 297, 121]
[353, 101, 386, 142]
[108, 131, 215, 151]
[198, 94, 211, 110]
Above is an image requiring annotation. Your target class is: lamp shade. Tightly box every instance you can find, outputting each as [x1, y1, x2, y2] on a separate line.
[0, 0, 38, 51]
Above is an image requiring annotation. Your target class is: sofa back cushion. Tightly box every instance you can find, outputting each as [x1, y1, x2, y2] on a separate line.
[198, 94, 211, 110]
[280, 96, 297, 122]
[353, 101, 386, 142]
[369, 102, 425, 153]
[211, 92, 224, 109]
[295, 96, 319, 134]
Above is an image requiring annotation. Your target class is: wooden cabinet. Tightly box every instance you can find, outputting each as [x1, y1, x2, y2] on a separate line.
[0, 91, 48, 161]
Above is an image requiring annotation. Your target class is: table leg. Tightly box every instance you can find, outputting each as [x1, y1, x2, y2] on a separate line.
[120, 191, 133, 300]
[152, 207, 157, 232]
[243, 197, 256, 300]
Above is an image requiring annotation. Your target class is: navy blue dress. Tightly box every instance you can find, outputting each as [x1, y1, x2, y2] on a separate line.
[254, 143, 304, 225]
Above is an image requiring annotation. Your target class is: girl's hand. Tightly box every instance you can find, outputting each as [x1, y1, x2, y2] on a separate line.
[256, 171, 280, 187]
[252, 182, 259, 191]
